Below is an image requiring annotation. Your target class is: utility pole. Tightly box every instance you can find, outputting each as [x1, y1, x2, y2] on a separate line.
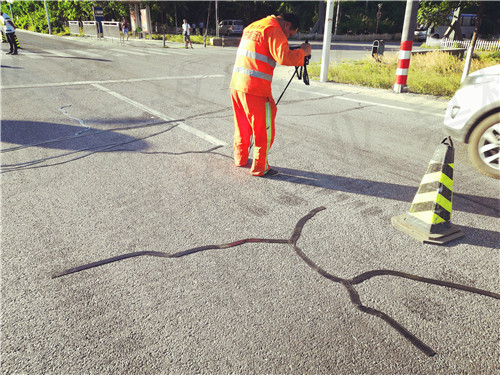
[215, 0, 219, 38]
[334, 0, 341, 36]
[461, 1, 485, 82]
[43, 0, 52, 35]
[394, 0, 418, 94]
[7, 0, 13, 19]
[320, 0, 335, 82]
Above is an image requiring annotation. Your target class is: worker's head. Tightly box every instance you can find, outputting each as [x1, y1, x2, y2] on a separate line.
[183, 19, 187, 24]
[277, 13, 300, 38]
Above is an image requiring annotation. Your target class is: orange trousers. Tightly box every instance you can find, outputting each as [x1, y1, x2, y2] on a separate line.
[231, 89, 277, 176]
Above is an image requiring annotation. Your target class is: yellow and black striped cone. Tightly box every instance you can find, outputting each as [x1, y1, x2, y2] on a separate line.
[392, 137, 464, 245]
[14, 34, 21, 49]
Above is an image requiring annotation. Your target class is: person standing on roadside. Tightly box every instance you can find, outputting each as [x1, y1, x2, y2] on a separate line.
[2, 13, 17, 55]
[230, 13, 311, 177]
[182, 19, 193, 49]
[121, 17, 129, 41]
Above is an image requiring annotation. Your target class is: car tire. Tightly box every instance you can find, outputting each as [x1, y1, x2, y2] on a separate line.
[467, 113, 500, 179]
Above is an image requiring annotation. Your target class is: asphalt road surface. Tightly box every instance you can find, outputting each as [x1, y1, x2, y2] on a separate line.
[1, 31, 499, 374]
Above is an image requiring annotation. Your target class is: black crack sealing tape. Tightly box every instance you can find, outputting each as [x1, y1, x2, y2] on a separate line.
[52, 206, 500, 357]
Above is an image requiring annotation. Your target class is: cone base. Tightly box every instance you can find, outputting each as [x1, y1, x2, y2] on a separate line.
[391, 214, 465, 245]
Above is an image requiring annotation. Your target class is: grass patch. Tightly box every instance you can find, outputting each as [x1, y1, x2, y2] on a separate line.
[308, 50, 500, 97]
[151, 33, 213, 45]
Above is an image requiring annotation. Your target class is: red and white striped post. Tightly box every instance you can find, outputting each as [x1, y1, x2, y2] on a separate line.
[394, 40, 413, 93]
[394, 0, 419, 93]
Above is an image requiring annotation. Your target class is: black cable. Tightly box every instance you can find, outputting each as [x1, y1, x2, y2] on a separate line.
[276, 41, 311, 105]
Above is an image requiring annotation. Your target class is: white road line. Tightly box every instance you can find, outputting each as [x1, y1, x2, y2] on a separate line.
[10, 51, 43, 59]
[290, 87, 445, 117]
[143, 49, 169, 55]
[165, 49, 191, 55]
[66, 49, 103, 58]
[92, 83, 228, 147]
[44, 49, 73, 57]
[110, 48, 147, 56]
[1, 74, 224, 89]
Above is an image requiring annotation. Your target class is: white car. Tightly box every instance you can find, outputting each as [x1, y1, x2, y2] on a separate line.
[218, 20, 244, 36]
[443, 64, 500, 179]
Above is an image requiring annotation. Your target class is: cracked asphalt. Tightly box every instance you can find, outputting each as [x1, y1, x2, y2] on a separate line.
[1, 31, 499, 374]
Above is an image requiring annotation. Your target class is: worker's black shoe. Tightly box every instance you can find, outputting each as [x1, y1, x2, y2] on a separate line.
[259, 168, 279, 177]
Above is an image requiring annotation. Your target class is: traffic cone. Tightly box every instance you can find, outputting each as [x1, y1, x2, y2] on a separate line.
[14, 34, 21, 49]
[392, 137, 464, 245]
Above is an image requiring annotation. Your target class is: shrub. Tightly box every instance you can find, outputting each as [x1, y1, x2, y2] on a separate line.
[309, 50, 499, 98]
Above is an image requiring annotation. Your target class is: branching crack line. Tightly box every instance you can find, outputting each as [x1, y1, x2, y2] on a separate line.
[52, 206, 500, 357]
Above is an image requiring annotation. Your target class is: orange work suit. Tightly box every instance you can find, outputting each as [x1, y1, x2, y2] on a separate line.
[230, 16, 305, 176]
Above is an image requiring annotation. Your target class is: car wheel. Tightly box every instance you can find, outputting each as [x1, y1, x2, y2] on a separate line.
[468, 113, 500, 179]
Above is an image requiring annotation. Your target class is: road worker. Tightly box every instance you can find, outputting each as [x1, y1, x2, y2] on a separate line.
[230, 13, 311, 177]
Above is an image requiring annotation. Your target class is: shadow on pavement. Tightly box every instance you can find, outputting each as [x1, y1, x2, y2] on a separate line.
[1, 120, 149, 152]
[272, 166, 500, 219]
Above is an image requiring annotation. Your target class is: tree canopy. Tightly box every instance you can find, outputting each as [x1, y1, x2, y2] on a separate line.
[1, 1, 498, 38]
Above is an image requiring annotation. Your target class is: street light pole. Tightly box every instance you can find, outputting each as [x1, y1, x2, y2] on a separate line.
[320, 0, 335, 83]
[215, 0, 219, 38]
[376, 4, 382, 34]
[43, 0, 52, 35]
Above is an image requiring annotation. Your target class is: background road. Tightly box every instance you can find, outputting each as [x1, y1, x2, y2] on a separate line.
[1, 32, 499, 374]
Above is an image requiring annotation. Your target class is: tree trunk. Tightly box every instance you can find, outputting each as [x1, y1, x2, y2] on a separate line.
[311, 0, 325, 34]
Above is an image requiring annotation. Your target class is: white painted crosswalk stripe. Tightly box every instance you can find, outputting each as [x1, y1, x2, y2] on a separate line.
[110, 48, 147, 56]
[65, 49, 103, 58]
[45, 49, 73, 57]
[2, 45, 235, 60]
[15, 51, 44, 59]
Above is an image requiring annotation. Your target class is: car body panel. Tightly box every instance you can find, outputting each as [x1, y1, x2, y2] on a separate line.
[444, 65, 500, 143]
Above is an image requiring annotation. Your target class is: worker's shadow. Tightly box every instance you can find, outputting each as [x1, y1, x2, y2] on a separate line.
[272, 166, 499, 249]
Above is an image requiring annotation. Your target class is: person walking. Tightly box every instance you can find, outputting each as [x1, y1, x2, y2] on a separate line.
[121, 17, 129, 41]
[199, 21, 204, 35]
[2, 13, 18, 55]
[182, 19, 193, 49]
[230, 13, 311, 177]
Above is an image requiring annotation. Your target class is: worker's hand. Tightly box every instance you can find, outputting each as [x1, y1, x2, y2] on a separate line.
[301, 42, 312, 56]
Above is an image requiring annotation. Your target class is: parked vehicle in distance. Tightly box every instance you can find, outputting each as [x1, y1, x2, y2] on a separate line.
[414, 26, 428, 42]
[218, 20, 244, 36]
[443, 65, 500, 179]
[430, 13, 477, 39]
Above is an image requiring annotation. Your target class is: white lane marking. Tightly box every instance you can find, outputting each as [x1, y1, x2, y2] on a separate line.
[92, 83, 228, 147]
[290, 87, 445, 117]
[45, 49, 73, 57]
[1, 74, 224, 89]
[143, 49, 169, 55]
[66, 49, 102, 58]
[110, 48, 147, 56]
[10, 51, 43, 59]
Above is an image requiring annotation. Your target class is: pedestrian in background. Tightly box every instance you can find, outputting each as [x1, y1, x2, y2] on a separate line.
[182, 19, 193, 49]
[121, 17, 129, 41]
[230, 13, 311, 177]
[199, 21, 204, 35]
[1, 13, 17, 55]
